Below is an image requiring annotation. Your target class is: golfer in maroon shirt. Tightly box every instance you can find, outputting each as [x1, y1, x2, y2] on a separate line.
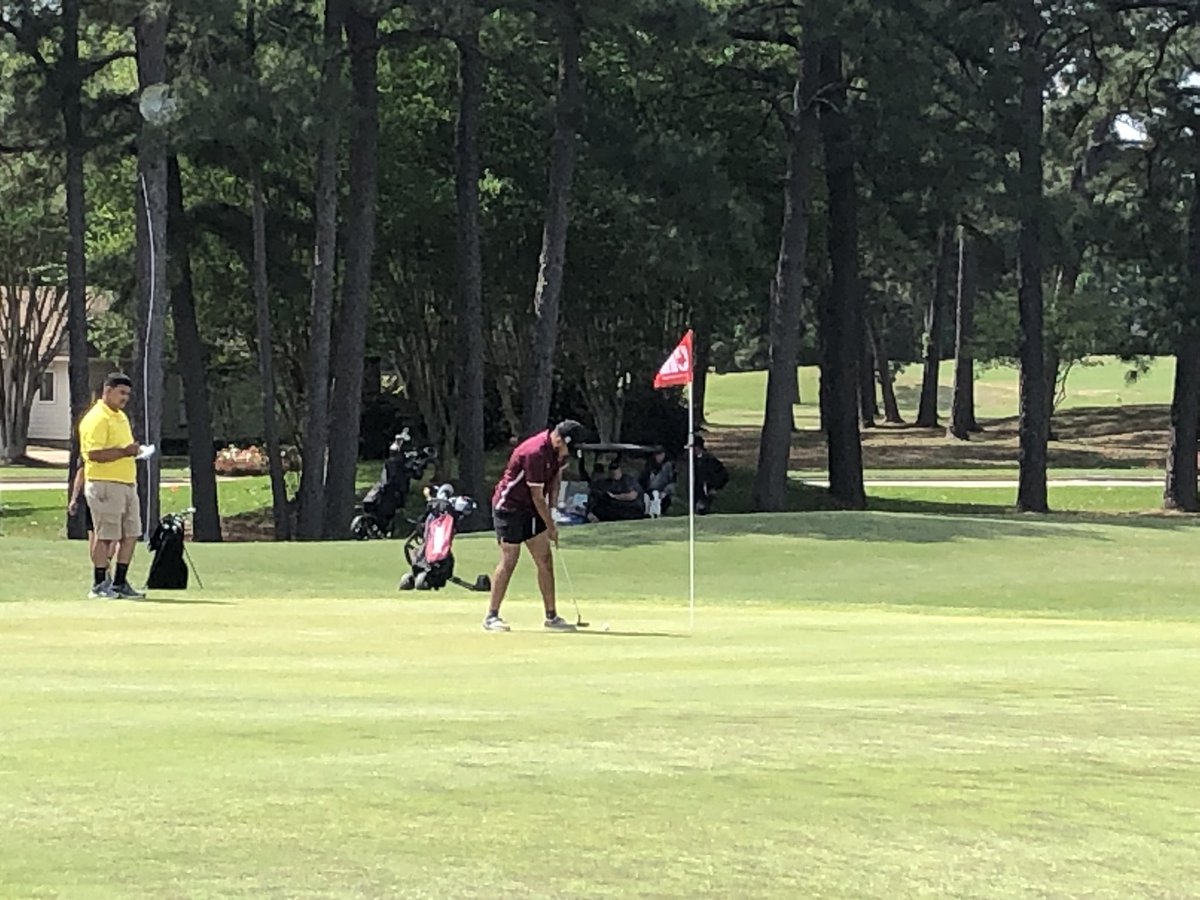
[483, 419, 585, 632]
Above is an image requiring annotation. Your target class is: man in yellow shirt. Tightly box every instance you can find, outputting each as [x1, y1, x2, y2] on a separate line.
[78, 373, 146, 599]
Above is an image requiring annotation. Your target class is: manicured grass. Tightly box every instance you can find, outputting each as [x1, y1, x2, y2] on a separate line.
[867, 485, 1166, 515]
[0, 466, 396, 540]
[0, 479, 1175, 541]
[792, 467, 1163, 482]
[4, 514, 1200, 897]
[0, 464, 192, 483]
[0, 482, 273, 541]
[705, 355, 1176, 428]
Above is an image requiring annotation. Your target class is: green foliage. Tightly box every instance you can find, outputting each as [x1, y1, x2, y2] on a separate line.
[3, 0, 1197, 460]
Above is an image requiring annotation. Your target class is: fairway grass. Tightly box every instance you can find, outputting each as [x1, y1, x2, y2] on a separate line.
[703, 356, 1176, 428]
[4, 514, 1200, 897]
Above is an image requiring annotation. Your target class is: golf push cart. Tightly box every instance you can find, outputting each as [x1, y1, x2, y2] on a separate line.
[398, 483, 492, 593]
[350, 427, 437, 540]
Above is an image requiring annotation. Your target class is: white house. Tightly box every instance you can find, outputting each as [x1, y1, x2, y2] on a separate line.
[27, 341, 117, 448]
[28, 342, 265, 450]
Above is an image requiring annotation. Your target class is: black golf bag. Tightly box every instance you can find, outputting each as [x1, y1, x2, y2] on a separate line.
[351, 430, 436, 539]
[398, 485, 491, 593]
[146, 511, 190, 590]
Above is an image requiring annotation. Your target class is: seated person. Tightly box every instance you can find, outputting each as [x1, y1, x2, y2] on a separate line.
[639, 449, 677, 517]
[588, 458, 646, 522]
[692, 436, 729, 515]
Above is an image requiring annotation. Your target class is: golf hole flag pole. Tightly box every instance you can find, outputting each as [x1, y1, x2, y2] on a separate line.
[654, 329, 696, 628]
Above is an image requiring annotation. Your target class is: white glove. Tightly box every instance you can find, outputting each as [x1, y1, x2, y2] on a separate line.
[137, 443, 157, 461]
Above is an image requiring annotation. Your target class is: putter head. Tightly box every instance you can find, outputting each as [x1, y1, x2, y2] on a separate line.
[576, 616, 589, 628]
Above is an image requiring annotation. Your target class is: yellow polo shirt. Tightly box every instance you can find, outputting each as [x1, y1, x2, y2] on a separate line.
[79, 400, 137, 484]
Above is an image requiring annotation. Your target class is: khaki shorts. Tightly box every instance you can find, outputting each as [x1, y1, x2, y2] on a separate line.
[85, 481, 142, 541]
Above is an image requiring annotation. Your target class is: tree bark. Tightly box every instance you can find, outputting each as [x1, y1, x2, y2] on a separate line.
[166, 157, 222, 541]
[295, 0, 343, 540]
[916, 224, 953, 427]
[1015, 0, 1049, 513]
[753, 41, 818, 512]
[1043, 346, 1061, 441]
[1, 284, 65, 461]
[868, 316, 902, 424]
[62, 0, 90, 540]
[522, 0, 582, 435]
[454, 13, 487, 510]
[132, 5, 171, 538]
[1164, 143, 1200, 512]
[948, 227, 980, 439]
[817, 38, 866, 509]
[859, 309, 878, 427]
[251, 175, 290, 539]
[323, 6, 380, 537]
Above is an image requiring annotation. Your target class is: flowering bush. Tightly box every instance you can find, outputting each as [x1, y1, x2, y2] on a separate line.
[214, 444, 299, 477]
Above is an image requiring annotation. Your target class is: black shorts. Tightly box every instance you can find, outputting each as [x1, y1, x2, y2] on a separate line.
[493, 507, 548, 544]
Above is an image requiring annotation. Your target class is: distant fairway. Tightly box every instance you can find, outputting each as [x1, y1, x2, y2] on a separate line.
[4, 513, 1200, 897]
[703, 355, 1175, 428]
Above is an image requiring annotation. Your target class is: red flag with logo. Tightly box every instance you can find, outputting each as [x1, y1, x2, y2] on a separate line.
[654, 330, 694, 389]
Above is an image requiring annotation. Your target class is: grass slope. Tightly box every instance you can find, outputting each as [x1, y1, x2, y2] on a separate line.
[4, 515, 1200, 897]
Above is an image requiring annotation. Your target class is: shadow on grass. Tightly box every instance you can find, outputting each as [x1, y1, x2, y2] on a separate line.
[0, 454, 65, 470]
[136, 597, 235, 606]
[557, 510, 1099, 550]
[555, 502, 1200, 551]
[571, 629, 689, 639]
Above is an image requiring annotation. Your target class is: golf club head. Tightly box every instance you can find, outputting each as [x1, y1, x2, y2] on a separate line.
[576, 615, 589, 628]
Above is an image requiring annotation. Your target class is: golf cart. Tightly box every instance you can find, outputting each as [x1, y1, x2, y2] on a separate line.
[555, 441, 664, 524]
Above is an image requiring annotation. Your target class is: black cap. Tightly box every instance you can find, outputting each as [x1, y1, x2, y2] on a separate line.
[554, 419, 585, 447]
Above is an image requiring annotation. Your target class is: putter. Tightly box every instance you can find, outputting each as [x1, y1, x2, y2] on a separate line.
[557, 545, 589, 628]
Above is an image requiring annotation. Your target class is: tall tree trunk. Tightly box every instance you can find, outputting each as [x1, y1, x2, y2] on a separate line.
[859, 309, 878, 427]
[1044, 254, 1082, 441]
[916, 224, 953, 427]
[869, 316, 903, 424]
[295, 0, 342, 541]
[1043, 346, 1060, 441]
[251, 175, 290, 539]
[948, 227, 980, 439]
[753, 41, 818, 512]
[62, 0, 90, 540]
[0, 368, 32, 461]
[132, 5, 171, 539]
[454, 13, 487, 510]
[167, 157, 221, 541]
[818, 38, 866, 509]
[522, 0, 582, 435]
[323, 7, 380, 538]
[1015, 0, 1049, 513]
[1164, 144, 1200, 512]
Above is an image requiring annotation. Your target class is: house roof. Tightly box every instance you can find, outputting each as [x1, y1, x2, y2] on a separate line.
[50, 336, 106, 359]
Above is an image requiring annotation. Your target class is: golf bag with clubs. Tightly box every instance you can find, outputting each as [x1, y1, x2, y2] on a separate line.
[351, 428, 437, 540]
[146, 509, 199, 590]
[398, 484, 491, 593]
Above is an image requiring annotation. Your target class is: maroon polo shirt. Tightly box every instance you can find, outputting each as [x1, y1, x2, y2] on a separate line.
[492, 430, 563, 513]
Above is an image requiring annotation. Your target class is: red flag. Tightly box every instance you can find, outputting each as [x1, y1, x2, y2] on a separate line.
[654, 329, 694, 389]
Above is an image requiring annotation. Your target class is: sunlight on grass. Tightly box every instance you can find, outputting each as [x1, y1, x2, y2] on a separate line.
[4, 515, 1200, 897]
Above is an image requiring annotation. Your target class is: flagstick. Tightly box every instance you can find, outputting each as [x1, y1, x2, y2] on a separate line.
[688, 379, 695, 630]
